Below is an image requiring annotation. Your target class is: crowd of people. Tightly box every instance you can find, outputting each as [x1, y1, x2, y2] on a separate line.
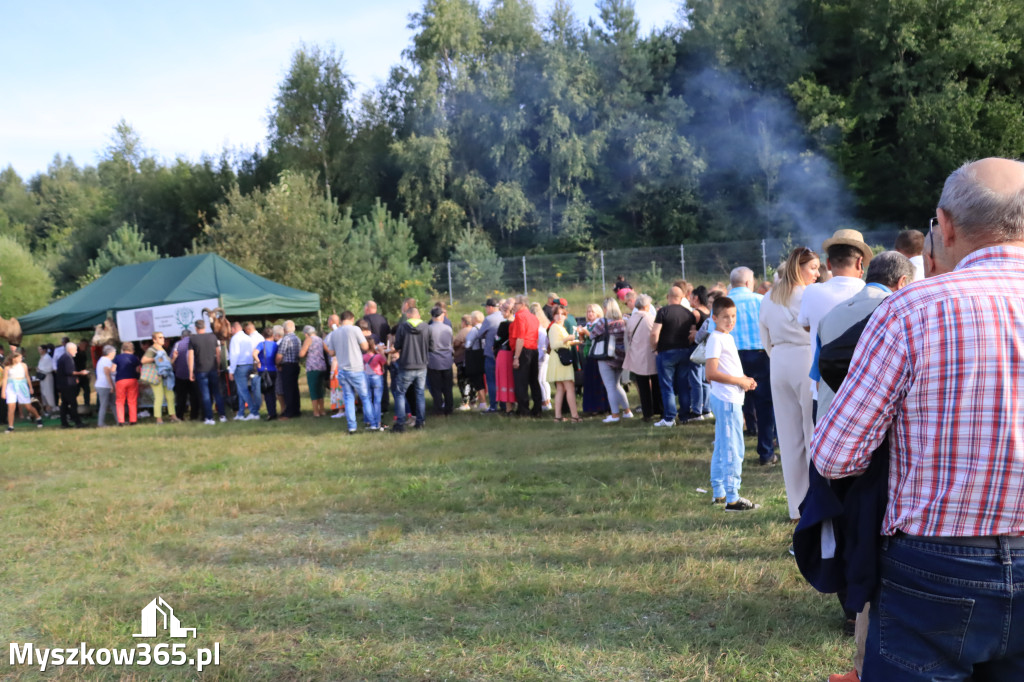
[4, 156, 1024, 679]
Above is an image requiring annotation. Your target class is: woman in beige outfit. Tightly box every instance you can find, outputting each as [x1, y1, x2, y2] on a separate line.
[621, 294, 662, 422]
[758, 247, 820, 519]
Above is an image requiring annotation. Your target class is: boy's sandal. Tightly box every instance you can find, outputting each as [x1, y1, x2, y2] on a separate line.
[570, 417, 583, 423]
[553, 417, 565, 422]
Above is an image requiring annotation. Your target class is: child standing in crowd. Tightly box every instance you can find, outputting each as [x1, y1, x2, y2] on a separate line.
[704, 296, 759, 511]
[360, 319, 387, 431]
[3, 349, 45, 433]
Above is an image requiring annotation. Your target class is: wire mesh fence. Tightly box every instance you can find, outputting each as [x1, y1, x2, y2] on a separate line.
[432, 230, 902, 305]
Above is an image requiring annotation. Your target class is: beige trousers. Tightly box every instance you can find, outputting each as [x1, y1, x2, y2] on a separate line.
[768, 344, 815, 519]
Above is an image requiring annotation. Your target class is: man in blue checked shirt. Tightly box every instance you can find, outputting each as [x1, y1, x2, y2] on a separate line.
[728, 266, 777, 465]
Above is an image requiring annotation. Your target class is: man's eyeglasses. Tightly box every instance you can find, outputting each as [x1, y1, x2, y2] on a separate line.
[927, 217, 937, 254]
[929, 217, 938, 232]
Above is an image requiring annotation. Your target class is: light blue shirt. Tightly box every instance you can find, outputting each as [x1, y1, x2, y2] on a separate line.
[727, 287, 764, 351]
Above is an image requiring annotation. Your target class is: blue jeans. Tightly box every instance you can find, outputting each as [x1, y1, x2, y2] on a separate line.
[394, 367, 426, 427]
[197, 369, 225, 421]
[864, 535, 1024, 680]
[339, 369, 373, 432]
[709, 394, 745, 503]
[365, 373, 383, 429]
[484, 356, 497, 409]
[688, 362, 711, 415]
[656, 348, 690, 421]
[234, 365, 261, 417]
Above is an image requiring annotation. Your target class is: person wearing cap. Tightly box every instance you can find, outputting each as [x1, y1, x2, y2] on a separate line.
[798, 228, 873, 419]
[542, 293, 559, 321]
[478, 297, 503, 412]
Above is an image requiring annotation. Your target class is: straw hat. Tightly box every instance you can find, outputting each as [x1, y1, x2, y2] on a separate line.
[822, 229, 873, 265]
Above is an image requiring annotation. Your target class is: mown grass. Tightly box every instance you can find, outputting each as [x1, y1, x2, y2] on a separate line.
[1, 411, 850, 681]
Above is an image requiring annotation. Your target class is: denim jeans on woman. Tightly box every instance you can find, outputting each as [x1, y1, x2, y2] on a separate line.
[365, 372, 383, 429]
[96, 387, 114, 427]
[597, 361, 630, 414]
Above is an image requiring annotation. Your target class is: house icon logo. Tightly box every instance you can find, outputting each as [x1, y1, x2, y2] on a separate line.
[132, 597, 197, 638]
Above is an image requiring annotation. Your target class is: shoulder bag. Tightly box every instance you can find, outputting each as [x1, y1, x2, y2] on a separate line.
[589, 318, 616, 361]
[140, 360, 161, 385]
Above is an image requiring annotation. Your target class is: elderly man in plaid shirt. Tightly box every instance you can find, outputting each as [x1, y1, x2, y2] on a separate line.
[812, 157, 1024, 681]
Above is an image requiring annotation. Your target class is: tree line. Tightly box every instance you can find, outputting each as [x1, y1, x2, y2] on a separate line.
[2, 0, 1022, 320]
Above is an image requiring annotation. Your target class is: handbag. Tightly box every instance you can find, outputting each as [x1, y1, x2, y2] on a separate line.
[260, 371, 274, 392]
[556, 348, 573, 366]
[689, 339, 708, 366]
[589, 318, 616, 361]
[140, 361, 161, 385]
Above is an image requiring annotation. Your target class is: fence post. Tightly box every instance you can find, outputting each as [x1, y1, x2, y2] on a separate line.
[522, 256, 527, 295]
[679, 244, 685, 280]
[447, 260, 453, 306]
[600, 250, 606, 294]
[761, 239, 768, 281]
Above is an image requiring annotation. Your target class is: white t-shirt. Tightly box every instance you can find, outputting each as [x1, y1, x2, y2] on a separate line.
[909, 254, 925, 282]
[705, 330, 744, 404]
[798, 275, 865, 399]
[95, 356, 114, 389]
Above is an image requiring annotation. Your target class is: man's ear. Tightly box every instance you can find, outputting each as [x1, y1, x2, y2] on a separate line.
[896, 274, 909, 291]
[936, 208, 957, 248]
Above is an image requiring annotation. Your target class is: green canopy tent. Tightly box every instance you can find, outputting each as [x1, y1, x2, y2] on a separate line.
[18, 254, 321, 335]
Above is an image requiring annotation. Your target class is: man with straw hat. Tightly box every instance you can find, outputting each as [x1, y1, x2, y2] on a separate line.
[798, 228, 873, 418]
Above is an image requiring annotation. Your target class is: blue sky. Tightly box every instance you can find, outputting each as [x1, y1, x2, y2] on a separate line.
[0, 0, 681, 180]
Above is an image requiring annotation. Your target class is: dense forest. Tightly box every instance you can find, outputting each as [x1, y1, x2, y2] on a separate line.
[2, 0, 1022, 318]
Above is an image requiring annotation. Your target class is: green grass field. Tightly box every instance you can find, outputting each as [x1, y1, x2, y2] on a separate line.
[1, 408, 851, 681]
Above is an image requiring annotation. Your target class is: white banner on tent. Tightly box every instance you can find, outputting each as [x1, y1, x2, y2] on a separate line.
[115, 298, 219, 342]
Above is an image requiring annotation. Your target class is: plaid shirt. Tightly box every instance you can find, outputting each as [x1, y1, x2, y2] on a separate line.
[812, 246, 1024, 537]
[277, 333, 301, 364]
[727, 287, 764, 351]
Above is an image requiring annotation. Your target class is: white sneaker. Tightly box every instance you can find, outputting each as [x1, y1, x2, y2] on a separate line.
[203, 419, 216, 426]
[458, 403, 471, 411]
[653, 419, 675, 427]
[219, 415, 227, 423]
[477, 403, 489, 411]
[246, 413, 260, 420]
[622, 412, 634, 419]
[602, 415, 620, 423]
[541, 404, 552, 411]
[234, 413, 246, 421]
[331, 413, 346, 419]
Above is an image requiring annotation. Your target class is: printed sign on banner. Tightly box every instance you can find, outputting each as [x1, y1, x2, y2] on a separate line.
[115, 299, 219, 342]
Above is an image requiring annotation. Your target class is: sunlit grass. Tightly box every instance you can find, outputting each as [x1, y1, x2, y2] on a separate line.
[0, 410, 850, 680]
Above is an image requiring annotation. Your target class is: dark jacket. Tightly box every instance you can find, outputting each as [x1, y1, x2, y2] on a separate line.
[55, 353, 78, 390]
[794, 311, 889, 614]
[394, 319, 432, 370]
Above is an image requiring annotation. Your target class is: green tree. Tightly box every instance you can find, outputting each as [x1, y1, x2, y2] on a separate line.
[269, 45, 354, 199]
[200, 171, 355, 314]
[82, 222, 160, 284]
[449, 226, 505, 295]
[0, 236, 54, 318]
[348, 199, 434, 316]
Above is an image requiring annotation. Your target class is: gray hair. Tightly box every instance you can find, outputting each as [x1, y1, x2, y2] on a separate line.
[272, 324, 284, 337]
[938, 160, 1024, 241]
[102, 344, 116, 355]
[302, 325, 317, 336]
[636, 293, 653, 309]
[865, 251, 915, 289]
[730, 266, 754, 288]
[283, 320, 295, 333]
